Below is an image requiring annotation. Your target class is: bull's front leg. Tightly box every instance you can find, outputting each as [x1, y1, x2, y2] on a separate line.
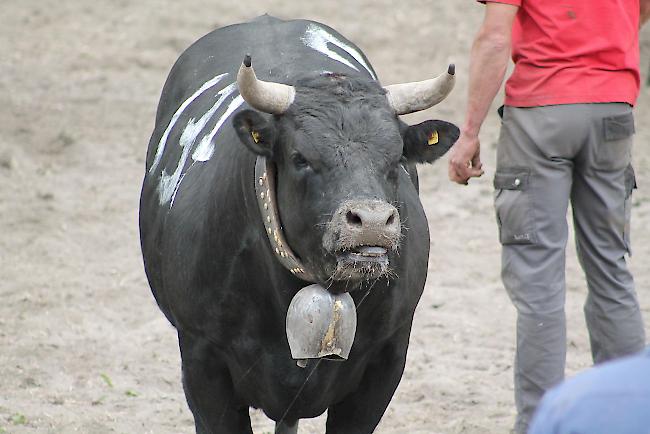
[178, 331, 253, 434]
[325, 333, 410, 434]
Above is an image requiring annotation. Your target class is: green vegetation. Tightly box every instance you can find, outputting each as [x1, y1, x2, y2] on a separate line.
[10, 413, 27, 425]
[100, 373, 114, 388]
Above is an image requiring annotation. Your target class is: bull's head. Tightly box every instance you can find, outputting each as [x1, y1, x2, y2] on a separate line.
[233, 55, 458, 293]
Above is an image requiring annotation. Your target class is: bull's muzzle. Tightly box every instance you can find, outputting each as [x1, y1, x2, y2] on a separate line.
[342, 200, 399, 242]
[324, 200, 401, 281]
[325, 200, 401, 251]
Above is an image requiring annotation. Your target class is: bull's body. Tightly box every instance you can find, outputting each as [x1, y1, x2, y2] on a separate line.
[140, 15, 455, 433]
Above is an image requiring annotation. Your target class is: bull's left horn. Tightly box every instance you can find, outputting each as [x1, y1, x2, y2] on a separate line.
[384, 64, 456, 115]
[237, 54, 296, 114]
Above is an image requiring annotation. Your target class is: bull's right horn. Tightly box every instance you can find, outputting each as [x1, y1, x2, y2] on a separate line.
[237, 54, 296, 114]
[384, 64, 456, 115]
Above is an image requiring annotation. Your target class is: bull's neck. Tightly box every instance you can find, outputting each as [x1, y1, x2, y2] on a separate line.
[254, 156, 317, 283]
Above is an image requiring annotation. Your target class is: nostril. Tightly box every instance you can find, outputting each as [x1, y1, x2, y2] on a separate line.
[386, 212, 396, 226]
[346, 210, 363, 227]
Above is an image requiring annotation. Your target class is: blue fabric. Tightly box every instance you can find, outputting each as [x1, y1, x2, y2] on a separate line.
[528, 346, 650, 434]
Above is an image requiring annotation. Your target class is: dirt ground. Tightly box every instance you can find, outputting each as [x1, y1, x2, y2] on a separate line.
[1, 1, 649, 433]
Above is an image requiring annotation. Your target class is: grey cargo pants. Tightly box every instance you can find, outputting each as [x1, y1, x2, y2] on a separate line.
[494, 103, 646, 434]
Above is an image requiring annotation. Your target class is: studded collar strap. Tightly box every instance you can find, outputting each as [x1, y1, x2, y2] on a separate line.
[255, 156, 317, 283]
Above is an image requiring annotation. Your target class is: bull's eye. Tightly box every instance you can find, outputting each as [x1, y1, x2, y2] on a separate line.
[291, 152, 311, 170]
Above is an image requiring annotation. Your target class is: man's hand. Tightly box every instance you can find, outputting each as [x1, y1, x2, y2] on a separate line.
[448, 131, 484, 184]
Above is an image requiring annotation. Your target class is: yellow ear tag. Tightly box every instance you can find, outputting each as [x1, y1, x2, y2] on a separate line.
[428, 131, 439, 146]
[251, 130, 261, 143]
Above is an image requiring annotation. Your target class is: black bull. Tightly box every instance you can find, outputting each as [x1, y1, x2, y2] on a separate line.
[139, 15, 459, 434]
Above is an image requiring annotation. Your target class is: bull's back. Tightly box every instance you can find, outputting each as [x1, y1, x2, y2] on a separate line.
[145, 15, 377, 172]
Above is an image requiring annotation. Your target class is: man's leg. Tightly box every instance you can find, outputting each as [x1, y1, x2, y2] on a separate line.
[571, 103, 645, 364]
[495, 105, 583, 433]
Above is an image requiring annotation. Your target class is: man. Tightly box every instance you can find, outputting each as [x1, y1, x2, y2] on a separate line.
[528, 346, 650, 434]
[448, 1, 650, 432]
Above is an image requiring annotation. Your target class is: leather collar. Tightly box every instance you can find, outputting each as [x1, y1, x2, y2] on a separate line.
[255, 156, 316, 283]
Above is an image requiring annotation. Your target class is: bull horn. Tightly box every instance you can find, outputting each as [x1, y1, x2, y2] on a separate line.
[237, 54, 296, 114]
[384, 64, 456, 115]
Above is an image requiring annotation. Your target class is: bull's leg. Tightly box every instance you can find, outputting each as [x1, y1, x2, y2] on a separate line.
[178, 331, 253, 434]
[325, 335, 410, 434]
[275, 419, 299, 434]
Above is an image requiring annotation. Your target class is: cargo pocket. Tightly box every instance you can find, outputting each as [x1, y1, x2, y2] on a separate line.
[623, 164, 637, 254]
[494, 168, 537, 245]
[598, 111, 634, 169]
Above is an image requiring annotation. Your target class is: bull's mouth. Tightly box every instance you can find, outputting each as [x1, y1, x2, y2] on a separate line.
[337, 246, 389, 264]
[333, 245, 390, 281]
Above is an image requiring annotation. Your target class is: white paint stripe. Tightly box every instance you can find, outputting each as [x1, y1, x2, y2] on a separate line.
[301, 23, 376, 80]
[186, 83, 237, 161]
[192, 94, 245, 163]
[157, 81, 241, 207]
[159, 88, 244, 207]
[158, 84, 239, 207]
[169, 168, 190, 209]
[149, 72, 228, 174]
[158, 138, 192, 206]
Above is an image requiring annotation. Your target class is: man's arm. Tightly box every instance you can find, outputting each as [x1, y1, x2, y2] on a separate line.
[448, 2, 518, 184]
[642, 0, 650, 27]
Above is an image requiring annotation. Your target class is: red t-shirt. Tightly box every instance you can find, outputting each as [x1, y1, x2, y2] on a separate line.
[481, 0, 641, 107]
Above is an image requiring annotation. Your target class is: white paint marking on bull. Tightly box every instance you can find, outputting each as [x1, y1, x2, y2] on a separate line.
[301, 23, 376, 80]
[192, 94, 245, 162]
[149, 72, 228, 174]
[189, 82, 237, 162]
[169, 171, 188, 209]
[158, 83, 240, 207]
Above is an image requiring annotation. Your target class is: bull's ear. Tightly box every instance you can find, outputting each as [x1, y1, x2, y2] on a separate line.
[233, 109, 277, 158]
[402, 120, 459, 164]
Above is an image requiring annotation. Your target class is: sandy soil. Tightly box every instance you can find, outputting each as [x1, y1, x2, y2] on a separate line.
[1, 1, 649, 433]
